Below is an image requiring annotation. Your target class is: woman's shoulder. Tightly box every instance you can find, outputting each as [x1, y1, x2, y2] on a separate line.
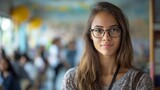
[64, 67, 77, 78]
[127, 67, 152, 80]
[62, 67, 78, 90]
[130, 67, 151, 77]
[63, 67, 78, 81]
[129, 67, 154, 89]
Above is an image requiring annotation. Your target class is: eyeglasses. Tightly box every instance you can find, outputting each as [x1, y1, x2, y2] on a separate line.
[90, 27, 121, 38]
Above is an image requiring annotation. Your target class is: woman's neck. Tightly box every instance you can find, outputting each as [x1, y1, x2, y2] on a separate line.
[99, 54, 118, 75]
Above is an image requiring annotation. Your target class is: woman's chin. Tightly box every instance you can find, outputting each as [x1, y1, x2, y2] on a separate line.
[100, 52, 114, 56]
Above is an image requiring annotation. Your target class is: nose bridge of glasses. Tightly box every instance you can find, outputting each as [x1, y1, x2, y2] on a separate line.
[103, 29, 111, 37]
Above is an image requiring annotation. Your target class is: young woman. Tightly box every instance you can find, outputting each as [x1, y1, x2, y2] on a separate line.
[62, 2, 153, 90]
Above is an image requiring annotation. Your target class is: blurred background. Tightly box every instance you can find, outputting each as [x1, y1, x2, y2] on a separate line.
[0, 0, 160, 90]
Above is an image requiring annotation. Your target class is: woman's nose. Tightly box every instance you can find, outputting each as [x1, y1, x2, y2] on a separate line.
[102, 31, 112, 41]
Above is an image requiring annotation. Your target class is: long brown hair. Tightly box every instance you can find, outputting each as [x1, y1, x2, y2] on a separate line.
[77, 2, 133, 90]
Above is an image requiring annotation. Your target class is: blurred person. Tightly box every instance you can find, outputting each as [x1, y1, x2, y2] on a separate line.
[19, 54, 37, 81]
[33, 48, 47, 90]
[11, 50, 32, 90]
[66, 40, 77, 68]
[18, 53, 37, 90]
[0, 72, 3, 89]
[0, 47, 6, 60]
[39, 45, 49, 66]
[36, 45, 49, 74]
[34, 50, 45, 74]
[12, 50, 29, 79]
[0, 56, 21, 90]
[48, 37, 69, 89]
[0, 47, 6, 89]
[62, 2, 154, 90]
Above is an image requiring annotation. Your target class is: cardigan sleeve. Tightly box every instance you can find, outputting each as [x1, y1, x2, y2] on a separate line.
[61, 68, 77, 90]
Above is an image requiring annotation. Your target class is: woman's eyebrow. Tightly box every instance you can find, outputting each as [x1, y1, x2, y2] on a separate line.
[109, 25, 119, 28]
[94, 25, 104, 28]
[94, 25, 118, 28]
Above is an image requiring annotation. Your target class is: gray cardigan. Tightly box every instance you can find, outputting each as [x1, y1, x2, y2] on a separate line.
[61, 67, 154, 90]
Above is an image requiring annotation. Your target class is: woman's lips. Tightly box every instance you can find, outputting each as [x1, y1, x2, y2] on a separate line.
[101, 44, 113, 48]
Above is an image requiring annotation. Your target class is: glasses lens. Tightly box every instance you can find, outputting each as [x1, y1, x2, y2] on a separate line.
[91, 28, 121, 38]
[109, 28, 121, 37]
[93, 28, 104, 38]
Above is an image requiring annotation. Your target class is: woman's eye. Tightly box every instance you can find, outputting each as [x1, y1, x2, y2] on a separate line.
[110, 28, 118, 32]
[94, 29, 103, 33]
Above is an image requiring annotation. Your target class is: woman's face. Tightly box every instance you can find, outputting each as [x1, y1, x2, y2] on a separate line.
[0, 59, 8, 72]
[91, 12, 120, 57]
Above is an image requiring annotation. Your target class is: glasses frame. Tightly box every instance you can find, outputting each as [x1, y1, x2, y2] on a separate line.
[90, 27, 121, 38]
